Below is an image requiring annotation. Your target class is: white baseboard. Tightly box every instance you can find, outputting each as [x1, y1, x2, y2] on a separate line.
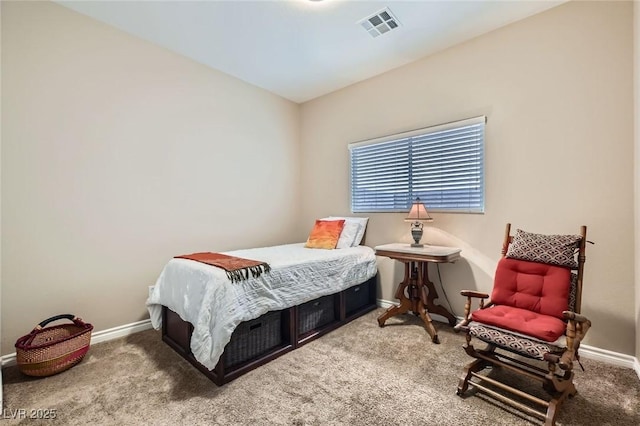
[578, 343, 638, 371]
[89, 319, 153, 346]
[376, 298, 640, 380]
[1, 319, 153, 368]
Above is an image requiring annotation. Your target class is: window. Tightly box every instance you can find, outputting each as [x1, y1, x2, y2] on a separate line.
[349, 116, 485, 213]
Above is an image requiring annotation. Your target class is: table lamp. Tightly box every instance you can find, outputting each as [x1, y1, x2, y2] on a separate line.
[404, 197, 433, 247]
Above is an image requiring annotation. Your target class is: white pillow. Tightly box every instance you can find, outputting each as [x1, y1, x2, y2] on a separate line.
[326, 216, 369, 246]
[335, 221, 361, 249]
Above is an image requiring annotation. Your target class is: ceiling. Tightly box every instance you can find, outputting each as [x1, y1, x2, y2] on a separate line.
[57, 0, 565, 104]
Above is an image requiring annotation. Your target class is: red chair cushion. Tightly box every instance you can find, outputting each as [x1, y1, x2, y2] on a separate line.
[471, 305, 566, 342]
[491, 258, 570, 319]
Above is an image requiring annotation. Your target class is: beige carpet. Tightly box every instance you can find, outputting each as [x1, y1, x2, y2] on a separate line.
[3, 309, 639, 425]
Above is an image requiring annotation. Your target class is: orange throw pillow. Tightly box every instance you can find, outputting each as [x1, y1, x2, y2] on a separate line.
[305, 219, 345, 249]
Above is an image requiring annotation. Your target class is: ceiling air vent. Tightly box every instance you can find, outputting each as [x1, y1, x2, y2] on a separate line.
[358, 7, 401, 38]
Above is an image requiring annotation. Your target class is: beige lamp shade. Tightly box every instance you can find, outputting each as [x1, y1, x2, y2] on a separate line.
[405, 197, 433, 223]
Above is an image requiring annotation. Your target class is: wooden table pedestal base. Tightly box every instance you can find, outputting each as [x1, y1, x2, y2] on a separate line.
[375, 244, 461, 344]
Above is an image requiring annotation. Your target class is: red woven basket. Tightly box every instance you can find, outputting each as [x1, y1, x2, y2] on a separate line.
[15, 314, 93, 377]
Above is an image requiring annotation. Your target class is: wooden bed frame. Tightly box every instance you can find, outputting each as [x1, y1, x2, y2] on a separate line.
[161, 275, 377, 385]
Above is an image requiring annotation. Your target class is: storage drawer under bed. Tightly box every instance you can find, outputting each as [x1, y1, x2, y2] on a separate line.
[297, 294, 339, 336]
[344, 279, 376, 318]
[223, 309, 285, 368]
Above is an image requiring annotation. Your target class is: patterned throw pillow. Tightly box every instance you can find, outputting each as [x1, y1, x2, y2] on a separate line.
[506, 229, 581, 268]
[304, 220, 345, 249]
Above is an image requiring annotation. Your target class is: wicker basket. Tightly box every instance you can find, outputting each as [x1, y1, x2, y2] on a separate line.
[298, 295, 336, 335]
[223, 310, 282, 368]
[345, 282, 372, 316]
[15, 314, 93, 377]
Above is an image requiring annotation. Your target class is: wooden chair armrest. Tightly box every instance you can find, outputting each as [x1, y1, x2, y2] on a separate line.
[454, 291, 491, 332]
[547, 311, 592, 370]
[460, 290, 489, 299]
[563, 311, 589, 323]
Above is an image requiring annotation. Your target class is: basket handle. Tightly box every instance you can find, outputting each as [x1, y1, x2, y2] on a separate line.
[35, 314, 81, 330]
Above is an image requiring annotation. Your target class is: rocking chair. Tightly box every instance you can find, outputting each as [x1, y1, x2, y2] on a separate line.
[454, 224, 590, 425]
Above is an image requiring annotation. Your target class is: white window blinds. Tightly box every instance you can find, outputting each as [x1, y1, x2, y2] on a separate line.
[349, 116, 485, 213]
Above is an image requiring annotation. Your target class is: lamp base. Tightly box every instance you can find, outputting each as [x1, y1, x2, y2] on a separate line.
[410, 223, 423, 247]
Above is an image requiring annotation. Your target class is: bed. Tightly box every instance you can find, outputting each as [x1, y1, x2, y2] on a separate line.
[146, 240, 378, 385]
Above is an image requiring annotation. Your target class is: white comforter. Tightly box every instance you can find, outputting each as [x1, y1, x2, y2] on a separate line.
[146, 243, 377, 370]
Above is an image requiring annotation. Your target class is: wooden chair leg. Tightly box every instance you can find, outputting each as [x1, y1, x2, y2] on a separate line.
[458, 358, 487, 395]
[543, 364, 575, 394]
[545, 404, 557, 426]
[545, 384, 577, 426]
[457, 342, 496, 396]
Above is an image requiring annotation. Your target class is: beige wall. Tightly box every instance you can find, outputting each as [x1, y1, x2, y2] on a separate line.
[1, 2, 301, 354]
[301, 1, 635, 355]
